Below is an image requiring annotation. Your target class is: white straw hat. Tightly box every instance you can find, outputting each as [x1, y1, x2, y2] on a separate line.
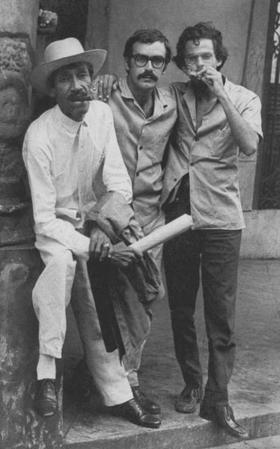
[31, 37, 107, 95]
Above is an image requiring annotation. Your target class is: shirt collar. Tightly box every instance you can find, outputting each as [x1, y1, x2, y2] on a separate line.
[118, 77, 135, 100]
[119, 77, 169, 115]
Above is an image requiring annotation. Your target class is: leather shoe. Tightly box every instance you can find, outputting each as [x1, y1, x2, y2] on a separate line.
[200, 403, 249, 439]
[132, 386, 161, 415]
[175, 386, 202, 413]
[109, 398, 161, 428]
[35, 379, 57, 417]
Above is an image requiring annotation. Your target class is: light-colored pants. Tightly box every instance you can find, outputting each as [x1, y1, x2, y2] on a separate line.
[33, 236, 133, 406]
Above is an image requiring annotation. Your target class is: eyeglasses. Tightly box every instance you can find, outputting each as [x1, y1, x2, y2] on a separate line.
[131, 54, 165, 69]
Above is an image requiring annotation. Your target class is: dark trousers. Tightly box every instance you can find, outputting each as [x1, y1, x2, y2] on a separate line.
[163, 227, 242, 406]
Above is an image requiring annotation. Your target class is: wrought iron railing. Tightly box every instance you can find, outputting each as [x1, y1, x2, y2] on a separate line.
[259, 0, 280, 208]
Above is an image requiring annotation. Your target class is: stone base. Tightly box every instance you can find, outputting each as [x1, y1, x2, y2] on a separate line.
[0, 246, 63, 449]
[241, 210, 280, 258]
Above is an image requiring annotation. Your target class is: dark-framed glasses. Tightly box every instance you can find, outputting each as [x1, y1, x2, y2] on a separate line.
[131, 54, 165, 69]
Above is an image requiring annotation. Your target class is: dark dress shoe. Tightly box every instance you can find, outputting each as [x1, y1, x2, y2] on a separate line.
[175, 386, 202, 413]
[200, 403, 249, 439]
[109, 398, 161, 428]
[35, 379, 57, 417]
[132, 386, 161, 415]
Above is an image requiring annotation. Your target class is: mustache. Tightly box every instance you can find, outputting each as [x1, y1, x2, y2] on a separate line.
[68, 87, 93, 101]
[138, 71, 158, 82]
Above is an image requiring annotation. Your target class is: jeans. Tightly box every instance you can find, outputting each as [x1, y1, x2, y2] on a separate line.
[163, 227, 241, 406]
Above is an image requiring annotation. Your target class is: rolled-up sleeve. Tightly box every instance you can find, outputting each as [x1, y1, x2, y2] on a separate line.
[22, 134, 90, 259]
[102, 107, 132, 203]
[241, 94, 263, 140]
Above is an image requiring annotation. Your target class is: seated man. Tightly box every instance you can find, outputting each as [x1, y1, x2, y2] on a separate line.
[22, 37, 160, 429]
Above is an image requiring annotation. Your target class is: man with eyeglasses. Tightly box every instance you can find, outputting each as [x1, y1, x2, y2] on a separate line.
[91, 29, 177, 417]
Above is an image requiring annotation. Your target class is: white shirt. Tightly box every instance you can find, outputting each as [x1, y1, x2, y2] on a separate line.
[23, 101, 132, 259]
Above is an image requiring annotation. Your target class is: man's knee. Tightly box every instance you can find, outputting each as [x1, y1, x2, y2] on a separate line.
[50, 249, 75, 269]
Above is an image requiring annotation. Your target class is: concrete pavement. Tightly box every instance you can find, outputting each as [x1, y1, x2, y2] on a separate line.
[63, 259, 280, 449]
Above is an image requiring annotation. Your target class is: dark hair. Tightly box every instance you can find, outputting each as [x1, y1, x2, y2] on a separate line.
[47, 61, 93, 89]
[123, 29, 172, 66]
[173, 22, 228, 70]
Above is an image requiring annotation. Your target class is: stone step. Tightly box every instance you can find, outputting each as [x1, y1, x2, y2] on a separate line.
[63, 260, 280, 449]
[208, 434, 280, 448]
[64, 409, 280, 449]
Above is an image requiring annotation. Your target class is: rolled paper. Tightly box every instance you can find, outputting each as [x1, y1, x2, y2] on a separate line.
[130, 214, 193, 253]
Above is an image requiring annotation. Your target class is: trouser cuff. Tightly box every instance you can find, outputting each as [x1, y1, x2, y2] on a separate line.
[202, 388, 228, 406]
[40, 343, 62, 359]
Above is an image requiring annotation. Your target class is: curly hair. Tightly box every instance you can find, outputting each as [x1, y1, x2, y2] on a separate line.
[123, 28, 172, 66]
[173, 22, 228, 70]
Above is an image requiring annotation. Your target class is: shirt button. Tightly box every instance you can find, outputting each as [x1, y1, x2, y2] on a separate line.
[194, 135, 199, 141]
[139, 145, 143, 150]
[190, 162, 194, 166]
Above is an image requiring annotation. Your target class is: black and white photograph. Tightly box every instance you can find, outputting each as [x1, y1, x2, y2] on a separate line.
[0, 1, 279, 448]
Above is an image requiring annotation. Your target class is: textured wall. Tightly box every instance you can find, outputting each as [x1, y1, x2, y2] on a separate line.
[241, 210, 280, 258]
[0, 249, 63, 449]
[0, 0, 38, 245]
[105, 0, 253, 84]
[0, 0, 39, 45]
[0, 1, 63, 447]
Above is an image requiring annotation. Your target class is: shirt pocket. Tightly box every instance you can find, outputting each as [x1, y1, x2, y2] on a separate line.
[211, 123, 234, 159]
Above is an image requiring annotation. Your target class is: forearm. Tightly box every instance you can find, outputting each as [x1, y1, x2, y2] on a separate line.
[35, 218, 90, 259]
[218, 92, 259, 156]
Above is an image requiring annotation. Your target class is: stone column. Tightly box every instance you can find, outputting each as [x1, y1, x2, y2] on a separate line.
[239, 0, 270, 210]
[0, 1, 63, 448]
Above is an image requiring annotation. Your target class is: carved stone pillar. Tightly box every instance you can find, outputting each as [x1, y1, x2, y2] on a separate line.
[0, 1, 63, 448]
[0, 34, 34, 245]
[0, 249, 63, 449]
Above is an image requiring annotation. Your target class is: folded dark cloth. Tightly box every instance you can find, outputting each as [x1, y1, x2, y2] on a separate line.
[87, 258, 125, 354]
[86, 192, 161, 353]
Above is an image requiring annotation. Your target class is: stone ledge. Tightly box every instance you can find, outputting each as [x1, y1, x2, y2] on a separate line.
[64, 410, 280, 449]
[241, 210, 280, 258]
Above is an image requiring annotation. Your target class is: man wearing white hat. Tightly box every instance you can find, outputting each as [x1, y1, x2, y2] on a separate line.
[22, 37, 160, 428]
